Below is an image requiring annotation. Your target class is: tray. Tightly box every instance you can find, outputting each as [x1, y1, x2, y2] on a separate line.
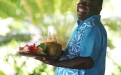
[18, 52, 58, 59]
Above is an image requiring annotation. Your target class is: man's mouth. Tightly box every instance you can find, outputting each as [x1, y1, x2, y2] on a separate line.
[78, 8, 87, 13]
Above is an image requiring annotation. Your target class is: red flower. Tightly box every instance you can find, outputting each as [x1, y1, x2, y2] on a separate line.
[19, 43, 37, 53]
[27, 43, 37, 53]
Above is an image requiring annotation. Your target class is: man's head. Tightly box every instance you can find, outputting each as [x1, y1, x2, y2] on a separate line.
[77, 0, 103, 21]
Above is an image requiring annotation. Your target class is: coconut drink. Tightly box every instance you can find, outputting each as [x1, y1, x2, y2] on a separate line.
[37, 35, 62, 58]
[19, 34, 62, 58]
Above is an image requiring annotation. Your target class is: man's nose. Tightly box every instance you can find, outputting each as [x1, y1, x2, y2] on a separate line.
[78, 2, 86, 7]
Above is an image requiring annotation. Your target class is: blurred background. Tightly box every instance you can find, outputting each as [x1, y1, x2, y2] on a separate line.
[0, 0, 121, 75]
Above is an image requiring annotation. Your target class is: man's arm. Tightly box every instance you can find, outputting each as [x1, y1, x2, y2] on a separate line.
[35, 56, 94, 69]
[54, 56, 94, 69]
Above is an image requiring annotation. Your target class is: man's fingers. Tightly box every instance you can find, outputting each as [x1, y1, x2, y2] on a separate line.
[34, 57, 43, 60]
[34, 57, 47, 62]
[34, 57, 51, 64]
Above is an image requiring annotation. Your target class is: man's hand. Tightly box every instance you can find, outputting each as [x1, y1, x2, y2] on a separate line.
[34, 56, 59, 65]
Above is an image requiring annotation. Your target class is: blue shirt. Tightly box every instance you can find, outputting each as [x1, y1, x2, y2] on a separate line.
[54, 15, 107, 75]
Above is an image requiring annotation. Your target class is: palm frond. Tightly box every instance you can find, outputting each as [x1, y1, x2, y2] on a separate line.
[0, 33, 31, 46]
[0, 0, 27, 20]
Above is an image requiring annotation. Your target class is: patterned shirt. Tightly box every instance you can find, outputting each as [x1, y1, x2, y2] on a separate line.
[54, 15, 107, 75]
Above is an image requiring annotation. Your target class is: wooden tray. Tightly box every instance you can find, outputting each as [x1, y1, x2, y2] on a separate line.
[18, 52, 58, 59]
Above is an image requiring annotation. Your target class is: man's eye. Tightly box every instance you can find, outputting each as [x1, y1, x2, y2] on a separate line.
[86, 2, 91, 5]
[77, 3, 81, 7]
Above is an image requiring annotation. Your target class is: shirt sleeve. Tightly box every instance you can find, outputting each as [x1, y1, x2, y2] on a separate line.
[80, 26, 102, 62]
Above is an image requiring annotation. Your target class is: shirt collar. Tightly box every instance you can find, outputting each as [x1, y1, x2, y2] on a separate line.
[77, 15, 101, 25]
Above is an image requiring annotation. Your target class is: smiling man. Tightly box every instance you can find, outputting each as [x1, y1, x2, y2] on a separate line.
[77, 0, 103, 21]
[34, 0, 107, 75]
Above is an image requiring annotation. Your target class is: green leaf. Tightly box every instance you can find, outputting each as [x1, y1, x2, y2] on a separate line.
[39, 43, 46, 51]
[0, 70, 6, 75]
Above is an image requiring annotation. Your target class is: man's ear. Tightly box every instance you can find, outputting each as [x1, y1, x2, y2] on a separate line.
[97, 6, 102, 14]
[98, 6, 102, 11]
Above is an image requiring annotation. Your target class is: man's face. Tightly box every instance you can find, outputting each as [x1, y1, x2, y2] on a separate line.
[77, 0, 99, 21]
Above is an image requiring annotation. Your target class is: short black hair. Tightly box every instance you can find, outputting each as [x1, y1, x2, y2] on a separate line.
[97, 0, 103, 6]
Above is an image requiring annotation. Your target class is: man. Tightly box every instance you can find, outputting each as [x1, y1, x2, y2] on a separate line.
[35, 0, 107, 75]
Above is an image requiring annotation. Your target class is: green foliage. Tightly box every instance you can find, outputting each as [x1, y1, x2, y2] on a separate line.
[106, 19, 121, 36]
[0, 70, 6, 75]
[107, 39, 115, 50]
[0, 21, 31, 46]
[0, 33, 31, 46]
[0, 0, 27, 20]
[102, 19, 121, 50]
